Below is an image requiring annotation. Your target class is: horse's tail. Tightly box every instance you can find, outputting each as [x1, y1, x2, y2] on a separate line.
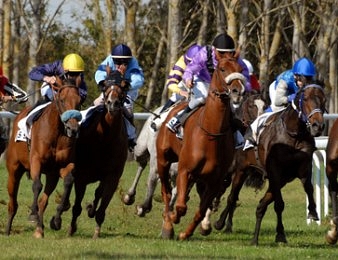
[244, 166, 266, 191]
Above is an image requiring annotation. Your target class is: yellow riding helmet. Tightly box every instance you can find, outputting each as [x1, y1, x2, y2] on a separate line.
[63, 53, 85, 72]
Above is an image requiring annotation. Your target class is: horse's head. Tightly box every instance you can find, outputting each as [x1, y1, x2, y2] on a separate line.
[102, 70, 129, 114]
[53, 77, 82, 138]
[293, 84, 326, 137]
[211, 57, 246, 106]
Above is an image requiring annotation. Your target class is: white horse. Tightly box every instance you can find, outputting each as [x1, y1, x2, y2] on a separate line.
[123, 106, 178, 217]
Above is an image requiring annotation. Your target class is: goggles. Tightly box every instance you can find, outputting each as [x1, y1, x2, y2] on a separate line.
[113, 58, 131, 65]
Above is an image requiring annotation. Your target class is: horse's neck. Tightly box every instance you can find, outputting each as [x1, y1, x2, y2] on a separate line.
[104, 111, 125, 133]
[280, 107, 306, 136]
[202, 97, 232, 131]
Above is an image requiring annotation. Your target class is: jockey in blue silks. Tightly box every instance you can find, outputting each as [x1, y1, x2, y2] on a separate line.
[94, 44, 145, 152]
[243, 57, 316, 150]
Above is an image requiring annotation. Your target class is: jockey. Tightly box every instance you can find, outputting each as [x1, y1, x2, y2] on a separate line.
[29, 53, 87, 104]
[243, 59, 261, 93]
[266, 57, 316, 112]
[94, 43, 145, 152]
[166, 33, 250, 146]
[0, 66, 27, 103]
[243, 57, 316, 150]
[159, 44, 202, 114]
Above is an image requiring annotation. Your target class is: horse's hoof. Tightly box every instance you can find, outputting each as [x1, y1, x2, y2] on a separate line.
[123, 194, 135, 205]
[136, 205, 146, 217]
[307, 211, 319, 221]
[33, 228, 44, 239]
[28, 214, 38, 223]
[275, 233, 287, 243]
[86, 204, 95, 218]
[213, 220, 225, 231]
[161, 223, 174, 239]
[200, 226, 212, 236]
[68, 225, 77, 237]
[325, 233, 338, 245]
[224, 224, 233, 234]
[178, 232, 189, 240]
[50, 216, 62, 231]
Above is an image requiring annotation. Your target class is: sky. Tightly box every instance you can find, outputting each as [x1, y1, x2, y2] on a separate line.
[48, 1, 88, 28]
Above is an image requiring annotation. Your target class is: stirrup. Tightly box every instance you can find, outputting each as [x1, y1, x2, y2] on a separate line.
[166, 117, 181, 133]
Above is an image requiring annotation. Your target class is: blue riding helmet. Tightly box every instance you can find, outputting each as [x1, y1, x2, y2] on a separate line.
[292, 57, 316, 77]
[111, 44, 132, 58]
[184, 44, 202, 64]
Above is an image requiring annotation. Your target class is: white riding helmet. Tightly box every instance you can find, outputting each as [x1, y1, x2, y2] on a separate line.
[243, 59, 254, 75]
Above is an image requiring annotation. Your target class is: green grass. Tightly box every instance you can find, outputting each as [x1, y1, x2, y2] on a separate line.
[0, 158, 335, 259]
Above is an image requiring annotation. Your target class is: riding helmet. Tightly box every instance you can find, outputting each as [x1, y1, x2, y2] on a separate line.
[292, 57, 316, 77]
[111, 44, 132, 58]
[212, 33, 235, 52]
[63, 53, 85, 72]
[184, 44, 202, 64]
[243, 59, 254, 75]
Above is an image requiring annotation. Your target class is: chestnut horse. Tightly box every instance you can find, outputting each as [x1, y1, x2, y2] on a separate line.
[67, 70, 129, 238]
[214, 84, 326, 245]
[325, 118, 338, 245]
[156, 57, 246, 240]
[6, 77, 82, 238]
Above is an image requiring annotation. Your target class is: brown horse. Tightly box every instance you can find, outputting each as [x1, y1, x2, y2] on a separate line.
[325, 118, 338, 245]
[67, 70, 129, 239]
[156, 57, 246, 240]
[214, 84, 326, 245]
[5, 76, 82, 238]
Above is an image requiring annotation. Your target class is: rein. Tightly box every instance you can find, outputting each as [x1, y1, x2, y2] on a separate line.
[198, 67, 244, 137]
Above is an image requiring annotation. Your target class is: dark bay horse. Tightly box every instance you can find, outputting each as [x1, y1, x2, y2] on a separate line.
[156, 57, 246, 240]
[67, 70, 129, 239]
[214, 84, 326, 245]
[6, 77, 82, 238]
[325, 118, 338, 245]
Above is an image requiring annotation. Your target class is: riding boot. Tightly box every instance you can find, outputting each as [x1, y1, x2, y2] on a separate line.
[234, 130, 245, 149]
[243, 126, 256, 150]
[166, 106, 192, 133]
[159, 100, 175, 114]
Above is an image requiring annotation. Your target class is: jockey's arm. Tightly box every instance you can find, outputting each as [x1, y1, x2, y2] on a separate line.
[274, 80, 288, 106]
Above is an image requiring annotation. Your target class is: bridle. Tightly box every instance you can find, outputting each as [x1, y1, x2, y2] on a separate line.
[291, 84, 325, 128]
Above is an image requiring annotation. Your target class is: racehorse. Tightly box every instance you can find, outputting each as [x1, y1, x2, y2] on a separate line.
[325, 118, 338, 245]
[5, 76, 82, 238]
[67, 70, 129, 239]
[123, 79, 250, 218]
[199, 92, 267, 233]
[213, 84, 326, 245]
[156, 56, 246, 240]
[122, 106, 178, 217]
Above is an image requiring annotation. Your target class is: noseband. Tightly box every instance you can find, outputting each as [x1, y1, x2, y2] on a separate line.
[210, 64, 246, 100]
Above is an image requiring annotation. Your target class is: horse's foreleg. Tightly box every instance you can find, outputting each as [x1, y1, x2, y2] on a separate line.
[123, 163, 145, 206]
[34, 173, 59, 238]
[251, 190, 273, 246]
[326, 190, 338, 245]
[50, 172, 74, 231]
[6, 169, 25, 235]
[273, 188, 287, 243]
[158, 161, 174, 239]
[136, 166, 158, 217]
[29, 176, 43, 223]
[173, 169, 190, 224]
[179, 181, 217, 240]
[87, 183, 104, 218]
[301, 176, 319, 220]
[214, 170, 245, 232]
[68, 182, 87, 236]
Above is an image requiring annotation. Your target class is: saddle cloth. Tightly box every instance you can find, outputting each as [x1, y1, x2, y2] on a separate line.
[16, 102, 51, 142]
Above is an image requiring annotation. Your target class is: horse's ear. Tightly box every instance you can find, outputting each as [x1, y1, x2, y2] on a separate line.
[106, 63, 111, 77]
[234, 47, 241, 59]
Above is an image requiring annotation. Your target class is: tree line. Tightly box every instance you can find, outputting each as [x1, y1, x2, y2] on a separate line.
[0, 0, 337, 113]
